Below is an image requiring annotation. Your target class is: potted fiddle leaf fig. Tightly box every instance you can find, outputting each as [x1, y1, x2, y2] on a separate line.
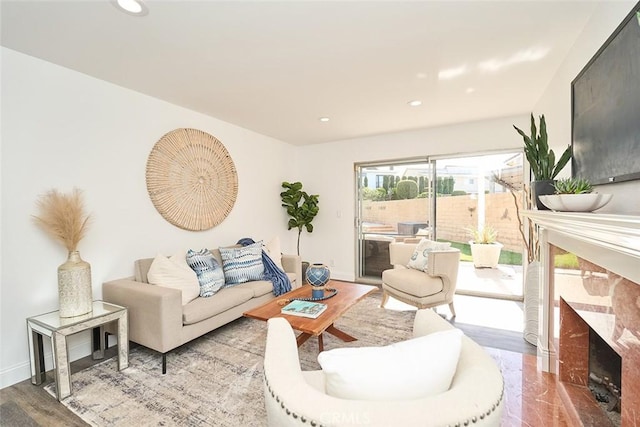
[513, 114, 571, 209]
[280, 181, 319, 257]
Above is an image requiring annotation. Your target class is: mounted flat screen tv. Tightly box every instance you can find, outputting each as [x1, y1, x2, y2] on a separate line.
[571, 2, 640, 185]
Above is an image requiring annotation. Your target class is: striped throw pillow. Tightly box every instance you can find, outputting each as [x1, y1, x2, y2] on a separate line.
[219, 241, 265, 286]
[186, 248, 225, 297]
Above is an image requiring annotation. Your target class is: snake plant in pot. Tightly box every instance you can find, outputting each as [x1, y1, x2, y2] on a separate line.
[513, 114, 572, 210]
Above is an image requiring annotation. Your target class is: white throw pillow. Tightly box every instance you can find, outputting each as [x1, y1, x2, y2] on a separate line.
[407, 238, 451, 271]
[263, 236, 284, 270]
[318, 329, 463, 401]
[147, 253, 200, 305]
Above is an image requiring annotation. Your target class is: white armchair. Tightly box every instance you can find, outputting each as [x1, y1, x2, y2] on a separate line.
[262, 309, 504, 426]
[381, 241, 460, 316]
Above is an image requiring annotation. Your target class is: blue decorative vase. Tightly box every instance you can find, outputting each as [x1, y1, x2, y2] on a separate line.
[306, 263, 330, 298]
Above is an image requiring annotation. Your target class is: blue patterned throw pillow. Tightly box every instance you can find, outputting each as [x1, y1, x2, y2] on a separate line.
[186, 249, 225, 297]
[219, 241, 265, 286]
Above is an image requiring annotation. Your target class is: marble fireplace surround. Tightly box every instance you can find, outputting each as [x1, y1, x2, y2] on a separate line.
[525, 211, 640, 426]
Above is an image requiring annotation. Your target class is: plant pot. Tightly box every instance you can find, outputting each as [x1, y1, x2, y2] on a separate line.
[531, 180, 555, 210]
[469, 241, 503, 268]
[523, 261, 540, 346]
[58, 250, 93, 317]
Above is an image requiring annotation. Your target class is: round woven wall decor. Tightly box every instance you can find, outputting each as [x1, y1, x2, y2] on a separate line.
[146, 128, 238, 231]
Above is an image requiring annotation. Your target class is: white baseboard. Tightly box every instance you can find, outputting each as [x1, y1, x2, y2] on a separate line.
[0, 335, 93, 389]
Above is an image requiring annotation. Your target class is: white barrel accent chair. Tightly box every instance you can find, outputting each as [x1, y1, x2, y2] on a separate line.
[262, 309, 504, 426]
[381, 241, 460, 317]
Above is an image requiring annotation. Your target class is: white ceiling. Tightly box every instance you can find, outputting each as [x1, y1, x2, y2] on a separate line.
[1, 1, 600, 145]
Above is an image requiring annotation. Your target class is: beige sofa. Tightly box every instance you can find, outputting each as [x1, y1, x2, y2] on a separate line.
[263, 308, 504, 426]
[103, 248, 301, 373]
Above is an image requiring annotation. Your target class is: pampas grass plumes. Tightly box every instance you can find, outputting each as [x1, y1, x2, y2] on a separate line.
[33, 188, 91, 252]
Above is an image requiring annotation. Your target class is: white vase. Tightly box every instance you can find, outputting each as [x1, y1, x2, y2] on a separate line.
[58, 250, 93, 318]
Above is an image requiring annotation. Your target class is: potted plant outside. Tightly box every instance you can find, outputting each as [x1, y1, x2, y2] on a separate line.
[468, 225, 503, 269]
[513, 114, 571, 210]
[280, 181, 319, 280]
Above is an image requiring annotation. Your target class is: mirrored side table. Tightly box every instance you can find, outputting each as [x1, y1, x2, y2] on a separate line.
[27, 301, 128, 401]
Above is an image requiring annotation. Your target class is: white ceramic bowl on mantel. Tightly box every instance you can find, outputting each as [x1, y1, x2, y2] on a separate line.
[539, 193, 613, 212]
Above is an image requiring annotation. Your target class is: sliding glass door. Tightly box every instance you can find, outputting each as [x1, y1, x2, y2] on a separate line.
[355, 151, 525, 299]
[355, 159, 432, 282]
[433, 152, 524, 299]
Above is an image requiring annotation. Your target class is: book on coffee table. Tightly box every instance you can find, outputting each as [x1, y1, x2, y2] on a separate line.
[280, 300, 328, 319]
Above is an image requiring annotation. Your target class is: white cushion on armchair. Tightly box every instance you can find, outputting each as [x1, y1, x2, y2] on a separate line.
[318, 329, 462, 400]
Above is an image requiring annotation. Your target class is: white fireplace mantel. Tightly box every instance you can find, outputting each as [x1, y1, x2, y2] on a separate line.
[524, 211, 640, 374]
[525, 211, 640, 284]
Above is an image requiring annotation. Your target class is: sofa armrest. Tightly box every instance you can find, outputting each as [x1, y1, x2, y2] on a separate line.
[281, 254, 302, 288]
[102, 278, 183, 353]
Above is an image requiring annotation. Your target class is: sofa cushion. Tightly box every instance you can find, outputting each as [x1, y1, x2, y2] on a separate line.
[318, 328, 463, 401]
[407, 239, 451, 271]
[219, 241, 265, 285]
[382, 268, 443, 297]
[182, 287, 254, 325]
[263, 236, 284, 270]
[147, 253, 200, 305]
[233, 280, 273, 297]
[186, 248, 225, 297]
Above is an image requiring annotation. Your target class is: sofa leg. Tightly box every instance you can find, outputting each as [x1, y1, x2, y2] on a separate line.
[162, 353, 167, 374]
[380, 290, 389, 308]
[449, 302, 456, 318]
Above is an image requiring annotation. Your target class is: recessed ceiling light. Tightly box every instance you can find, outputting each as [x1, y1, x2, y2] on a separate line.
[112, 0, 148, 16]
[319, 117, 330, 122]
[407, 100, 422, 107]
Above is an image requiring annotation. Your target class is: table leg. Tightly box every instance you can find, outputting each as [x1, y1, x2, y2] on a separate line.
[325, 324, 357, 342]
[52, 331, 71, 401]
[117, 312, 129, 370]
[92, 326, 105, 360]
[296, 332, 312, 347]
[318, 333, 324, 352]
[28, 324, 46, 385]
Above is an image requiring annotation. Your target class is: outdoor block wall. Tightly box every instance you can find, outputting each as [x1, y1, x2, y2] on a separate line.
[362, 191, 524, 252]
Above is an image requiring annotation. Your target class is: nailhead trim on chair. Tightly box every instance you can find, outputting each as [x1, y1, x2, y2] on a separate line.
[265, 373, 503, 427]
[264, 373, 324, 426]
[447, 382, 504, 427]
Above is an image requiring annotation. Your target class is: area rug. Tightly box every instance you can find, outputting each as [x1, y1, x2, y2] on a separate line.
[46, 295, 415, 426]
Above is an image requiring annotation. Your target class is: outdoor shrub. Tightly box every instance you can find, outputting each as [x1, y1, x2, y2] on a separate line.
[452, 190, 467, 196]
[396, 180, 418, 199]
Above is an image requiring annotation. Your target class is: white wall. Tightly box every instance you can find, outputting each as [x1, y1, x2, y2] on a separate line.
[533, 0, 639, 214]
[0, 48, 296, 388]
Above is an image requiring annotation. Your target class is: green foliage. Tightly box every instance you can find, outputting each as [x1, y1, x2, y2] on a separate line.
[467, 225, 498, 244]
[513, 114, 572, 180]
[383, 175, 390, 191]
[396, 180, 418, 199]
[418, 176, 425, 193]
[363, 176, 368, 188]
[280, 181, 319, 255]
[436, 176, 455, 195]
[553, 177, 593, 194]
[362, 187, 387, 201]
[451, 190, 467, 196]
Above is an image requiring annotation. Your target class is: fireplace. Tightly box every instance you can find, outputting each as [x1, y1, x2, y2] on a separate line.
[524, 212, 640, 427]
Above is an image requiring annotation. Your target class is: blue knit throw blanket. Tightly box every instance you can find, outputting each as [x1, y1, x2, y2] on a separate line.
[237, 238, 292, 296]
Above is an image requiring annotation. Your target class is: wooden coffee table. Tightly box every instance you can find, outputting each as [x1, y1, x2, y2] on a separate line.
[244, 280, 378, 352]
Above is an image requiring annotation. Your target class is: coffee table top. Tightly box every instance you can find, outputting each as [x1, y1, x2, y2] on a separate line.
[243, 280, 378, 337]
